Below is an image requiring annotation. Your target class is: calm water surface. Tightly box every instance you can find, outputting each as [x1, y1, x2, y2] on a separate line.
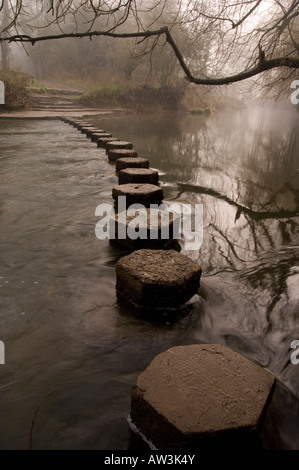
[0, 105, 298, 450]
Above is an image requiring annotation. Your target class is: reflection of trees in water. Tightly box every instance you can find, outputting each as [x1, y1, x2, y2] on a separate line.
[147, 107, 298, 199]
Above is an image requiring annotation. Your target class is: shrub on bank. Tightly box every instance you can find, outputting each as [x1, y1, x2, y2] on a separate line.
[77, 84, 186, 111]
[0, 70, 32, 110]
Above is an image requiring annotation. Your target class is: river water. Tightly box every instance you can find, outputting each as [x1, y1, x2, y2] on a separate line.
[0, 105, 298, 450]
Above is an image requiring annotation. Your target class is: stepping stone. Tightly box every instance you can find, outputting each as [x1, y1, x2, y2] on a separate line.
[77, 123, 93, 130]
[85, 128, 105, 138]
[112, 183, 164, 209]
[97, 137, 119, 148]
[108, 148, 138, 162]
[106, 140, 133, 151]
[81, 126, 98, 135]
[72, 121, 89, 128]
[116, 249, 201, 309]
[109, 208, 179, 250]
[129, 344, 276, 450]
[63, 118, 74, 124]
[116, 157, 150, 172]
[118, 168, 159, 186]
[90, 131, 106, 142]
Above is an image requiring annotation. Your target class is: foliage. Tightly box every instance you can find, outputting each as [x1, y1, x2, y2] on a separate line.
[77, 83, 187, 110]
[0, 70, 32, 110]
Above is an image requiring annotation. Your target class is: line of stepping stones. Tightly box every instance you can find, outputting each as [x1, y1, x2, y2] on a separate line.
[60, 116, 276, 451]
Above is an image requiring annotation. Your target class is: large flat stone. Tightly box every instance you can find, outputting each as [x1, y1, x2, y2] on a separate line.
[118, 168, 159, 185]
[130, 344, 276, 450]
[116, 157, 150, 172]
[116, 249, 201, 309]
[112, 183, 164, 209]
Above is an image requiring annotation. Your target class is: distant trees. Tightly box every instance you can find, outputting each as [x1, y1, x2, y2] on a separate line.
[0, 0, 298, 93]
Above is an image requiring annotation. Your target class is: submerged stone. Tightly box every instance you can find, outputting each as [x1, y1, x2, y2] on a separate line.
[130, 344, 276, 450]
[116, 249, 201, 309]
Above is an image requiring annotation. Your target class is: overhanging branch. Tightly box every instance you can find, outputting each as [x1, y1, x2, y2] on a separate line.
[1, 25, 298, 86]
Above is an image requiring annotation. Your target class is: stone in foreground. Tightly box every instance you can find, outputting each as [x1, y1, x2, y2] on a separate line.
[112, 183, 163, 209]
[106, 140, 133, 151]
[116, 157, 150, 172]
[130, 344, 276, 450]
[118, 168, 159, 185]
[116, 249, 201, 309]
[110, 208, 179, 250]
[108, 148, 138, 162]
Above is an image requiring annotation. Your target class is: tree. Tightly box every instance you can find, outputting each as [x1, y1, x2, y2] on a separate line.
[0, 0, 298, 89]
